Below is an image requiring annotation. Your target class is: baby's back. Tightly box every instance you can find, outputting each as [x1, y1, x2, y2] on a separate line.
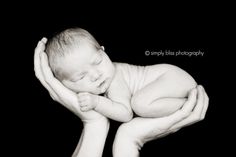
[114, 63, 165, 95]
[114, 62, 196, 96]
[114, 63, 146, 95]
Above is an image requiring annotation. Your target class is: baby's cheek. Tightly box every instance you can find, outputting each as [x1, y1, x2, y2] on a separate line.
[61, 80, 71, 88]
[62, 81, 81, 93]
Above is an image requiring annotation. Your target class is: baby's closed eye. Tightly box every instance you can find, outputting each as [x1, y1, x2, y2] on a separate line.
[93, 56, 103, 65]
[71, 74, 86, 82]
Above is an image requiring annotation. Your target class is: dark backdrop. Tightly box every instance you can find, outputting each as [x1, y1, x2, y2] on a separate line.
[6, 3, 233, 157]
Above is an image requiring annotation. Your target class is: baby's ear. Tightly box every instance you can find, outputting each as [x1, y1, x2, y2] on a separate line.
[101, 46, 105, 51]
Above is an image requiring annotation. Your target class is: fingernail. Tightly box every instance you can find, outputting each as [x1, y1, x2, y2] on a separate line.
[190, 88, 196, 95]
[198, 85, 203, 90]
[42, 37, 47, 43]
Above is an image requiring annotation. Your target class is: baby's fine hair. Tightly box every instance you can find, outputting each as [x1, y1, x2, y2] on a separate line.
[45, 27, 100, 80]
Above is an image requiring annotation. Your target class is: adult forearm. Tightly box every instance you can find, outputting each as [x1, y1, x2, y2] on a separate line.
[72, 118, 110, 157]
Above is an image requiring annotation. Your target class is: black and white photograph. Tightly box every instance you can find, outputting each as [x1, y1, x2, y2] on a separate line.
[5, 3, 233, 157]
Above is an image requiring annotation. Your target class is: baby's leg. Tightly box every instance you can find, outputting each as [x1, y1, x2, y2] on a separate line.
[131, 65, 196, 118]
[133, 98, 187, 117]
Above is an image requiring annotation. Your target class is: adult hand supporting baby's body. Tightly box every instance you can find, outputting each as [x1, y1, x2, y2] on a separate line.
[34, 38, 109, 157]
[34, 37, 105, 121]
[34, 37, 209, 157]
[113, 85, 209, 157]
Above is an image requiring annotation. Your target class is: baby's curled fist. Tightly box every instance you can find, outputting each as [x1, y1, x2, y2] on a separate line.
[77, 92, 99, 112]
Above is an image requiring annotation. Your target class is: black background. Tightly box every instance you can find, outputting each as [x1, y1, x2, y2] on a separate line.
[5, 2, 233, 157]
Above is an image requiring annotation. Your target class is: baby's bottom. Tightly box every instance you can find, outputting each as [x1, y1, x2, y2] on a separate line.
[131, 67, 196, 118]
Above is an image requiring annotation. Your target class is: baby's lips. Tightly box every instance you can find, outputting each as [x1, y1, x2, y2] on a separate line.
[97, 78, 106, 87]
[99, 81, 105, 88]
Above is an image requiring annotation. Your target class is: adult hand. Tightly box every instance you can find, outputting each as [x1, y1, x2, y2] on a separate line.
[34, 38, 112, 157]
[113, 85, 209, 157]
[145, 85, 209, 141]
[34, 38, 106, 122]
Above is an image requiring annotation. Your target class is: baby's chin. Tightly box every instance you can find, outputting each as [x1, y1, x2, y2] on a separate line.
[73, 88, 107, 95]
[92, 91, 105, 95]
[66, 86, 108, 95]
[92, 88, 107, 95]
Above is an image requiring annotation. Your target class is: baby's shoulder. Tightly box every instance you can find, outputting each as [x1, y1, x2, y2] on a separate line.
[113, 62, 180, 70]
[145, 63, 183, 71]
[113, 62, 142, 70]
[113, 62, 129, 68]
[112, 62, 130, 74]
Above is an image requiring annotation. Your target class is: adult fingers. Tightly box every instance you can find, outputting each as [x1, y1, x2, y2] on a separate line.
[170, 85, 206, 130]
[181, 88, 197, 115]
[37, 41, 106, 121]
[40, 52, 80, 111]
[41, 37, 47, 44]
[34, 39, 46, 79]
[201, 86, 209, 119]
[192, 85, 205, 118]
[40, 52, 55, 81]
[34, 38, 59, 100]
[39, 52, 64, 100]
[159, 88, 197, 129]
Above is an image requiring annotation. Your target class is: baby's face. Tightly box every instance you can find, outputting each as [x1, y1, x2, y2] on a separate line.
[60, 42, 115, 94]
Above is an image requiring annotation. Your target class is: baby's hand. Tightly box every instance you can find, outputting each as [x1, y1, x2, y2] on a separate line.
[77, 92, 99, 112]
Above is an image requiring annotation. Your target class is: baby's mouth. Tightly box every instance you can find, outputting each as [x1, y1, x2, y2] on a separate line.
[98, 79, 106, 88]
[99, 77, 111, 89]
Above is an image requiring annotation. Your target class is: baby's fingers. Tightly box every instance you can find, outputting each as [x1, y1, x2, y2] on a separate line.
[77, 92, 90, 97]
[80, 105, 91, 112]
[77, 92, 90, 101]
[79, 101, 88, 107]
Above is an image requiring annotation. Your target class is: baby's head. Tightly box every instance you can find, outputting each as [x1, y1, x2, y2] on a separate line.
[45, 28, 115, 94]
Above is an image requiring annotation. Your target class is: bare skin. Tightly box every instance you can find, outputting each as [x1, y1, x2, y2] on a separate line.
[50, 37, 197, 120]
[34, 38, 209, 157]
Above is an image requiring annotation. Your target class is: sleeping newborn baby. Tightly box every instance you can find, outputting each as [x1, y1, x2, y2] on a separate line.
[45, 27, 197, 122]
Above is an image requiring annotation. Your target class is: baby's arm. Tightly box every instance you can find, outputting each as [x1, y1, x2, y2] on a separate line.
[95, 93, 133, 122]
[77, 70, 133, 122]
[97, 70, 133, 122]
[131, 64, 197, 118]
